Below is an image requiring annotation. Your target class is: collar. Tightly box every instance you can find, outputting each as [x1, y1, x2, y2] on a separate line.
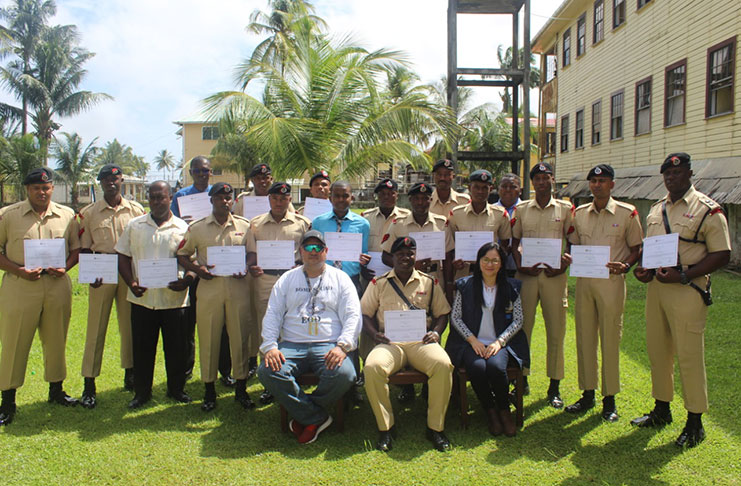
[666, 185, 696, 207]
[531, 196, 556, 210]
[432, 188, 460, 205]
[206, 212, 235, 227]
[373, 206, 403, 220]
[21, 199, 61, 218]
[387, 268, 423, 287]
[267, 210, 296, 224]
[589, 197, 617, 215]
[407, 211, 435, 227]
[331, 210, 353, 221]
[146, 211, 177, 229]
[464, 202, 492, 216]
[496, 198, 521, 213]
[98, 196, 131, 212]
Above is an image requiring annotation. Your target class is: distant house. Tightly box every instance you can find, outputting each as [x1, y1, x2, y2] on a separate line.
[52, 174, 147, 206]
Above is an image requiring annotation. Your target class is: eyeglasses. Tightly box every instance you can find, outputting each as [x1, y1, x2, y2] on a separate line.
[303, 244, 325, 253]
[190, 168, 211, 175]
[481, 257, 501, 265]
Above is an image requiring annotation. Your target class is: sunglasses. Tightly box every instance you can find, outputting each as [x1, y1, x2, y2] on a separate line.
[303, 244, 325, 253]
[481, 257, 501, 265]
[190, 168, 211, 175]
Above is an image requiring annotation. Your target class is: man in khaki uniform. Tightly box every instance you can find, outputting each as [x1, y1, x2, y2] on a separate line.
[177, 182, 254, 411]
[564, 164, 642, 422]
[511, 162, 574, 407]
[632, 153, 731, 448]
[0, 167, 81, 425]
[297, 170, 331, 218]
[361, 236, 453, 452]
[363, 179, 410, 255]
[77, 164, 146, 408]
[246, 182, 311, 404]
[429, 159, 470, 217]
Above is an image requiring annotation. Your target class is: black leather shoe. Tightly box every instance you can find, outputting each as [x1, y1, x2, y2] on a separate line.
[547, 393, 564, 409]
[201, 399, 216, 412]
[376, 429, 394, 452]
[123, 369, 135, 391]
[128, 395, 151, 409]
[676, 425, 705, 448]
[565, 397, 595, 414]
[426, 428, 451, 452]
[235, 392, 255, 409]
[220, 374, 236, 387]
[398, 385, 415, 403]
[259, 390, 274, 405]
[167, 391, 193, 403]
[602, 408, 619, 422]
[80, 393, 97, 409]
[49, 391, 79, 407]
[631, 409, 672, 427]
[0, 405, 16, 426]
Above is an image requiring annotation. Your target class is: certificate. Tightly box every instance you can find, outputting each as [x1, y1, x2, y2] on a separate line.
[325, 232, 362, 262]
[455, 231, 494, 262]
[642, 233, 679, 269]
[137, 258, 178, 289]
[256, 240, 295, 270]
[367, 251, 391, 275]
[78, 253, 119, 284]
[208, 246, 246, 276]
[302, 197, 332, 221]
[177, 192, 211, 221]
[241, 196, 270, 220]
[23, 239, 65, 269]
[383, 309, 427, 343]
[570, 245, 610, 279]
[521, 237, 562, 269]
[410, 231, 446, 261]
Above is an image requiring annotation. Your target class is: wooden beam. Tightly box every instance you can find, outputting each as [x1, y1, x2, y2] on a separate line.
[457, 79, 518, 87]
[457, 151, 527, 161]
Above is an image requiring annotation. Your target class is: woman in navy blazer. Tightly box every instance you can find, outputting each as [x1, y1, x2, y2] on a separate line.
[446, 242, 529, 436]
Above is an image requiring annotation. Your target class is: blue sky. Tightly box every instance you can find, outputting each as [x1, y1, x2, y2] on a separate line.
[0, 0, 559, 180]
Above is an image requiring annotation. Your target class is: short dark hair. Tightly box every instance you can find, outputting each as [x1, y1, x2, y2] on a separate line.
[148, 180, 172, 196]
[330, 180, 352, 193]
[499, 173, 521, 186]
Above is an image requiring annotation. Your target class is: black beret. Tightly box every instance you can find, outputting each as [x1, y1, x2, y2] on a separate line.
[97, 164, 123, 180]
[249, 163, 271, 177]
[432, 159, 455, 172]
[390, 236, 417, 253]
[309, 170, 331, 186]
[530, 162, 554, 179]
[268, 182, 291, 195]
[301, 229, 325, 245]
[660, 152, 691, 174]
[469, 169, 493, 184]
[407, 182, 432, 196]
[23, 167, 54, 185]
[587, 164, 615, 180]
[208, 182, 233, 196]
[374, 179, 397, 193]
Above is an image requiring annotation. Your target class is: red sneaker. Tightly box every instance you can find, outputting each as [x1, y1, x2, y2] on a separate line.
[297, 416, 333, 444]
[289, 419, 305, 438]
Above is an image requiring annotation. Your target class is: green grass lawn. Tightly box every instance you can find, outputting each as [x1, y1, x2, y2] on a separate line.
[1, 270, 740, 485]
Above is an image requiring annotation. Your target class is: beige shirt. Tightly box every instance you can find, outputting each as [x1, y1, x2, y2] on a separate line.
[233, 191, 295, 217]
[0, 199, 79, 266]
[115, 213, 190, 310]
[362, 206, 411, 252]
[569, 197, 643, 262]
[381, 211, 453, 255]
[447, 203, 512, 241]
[79, 197, 145, 253]
[645, 186, 731, 267]
[512, 197, 574, 240]
[430, 188, 470, 218]
[177, 213, 251, 267]
[360, 269, 450, 332]
[245, 210, 311, 262]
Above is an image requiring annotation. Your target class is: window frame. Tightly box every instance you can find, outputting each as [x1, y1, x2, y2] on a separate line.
[577, 14, 587, 57]
[575, 109, 585, 149]
[637, 0, 652, 10]
[202, 126, 220, 140]
[593, 0, 604, 44]
[613, 0, 626, 29]
[563, 28, 572, 68]
[635, 76, 652, 136]
[610, 89, 624, 141]
[705, 36, 736, 118]
[664, 58, 687, 127]
[560, 115, 570, 153]
[591, 100, 602, 145]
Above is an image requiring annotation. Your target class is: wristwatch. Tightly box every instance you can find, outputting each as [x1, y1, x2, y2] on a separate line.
[679, 270, 690, 285]
[338, 342, 353, 353]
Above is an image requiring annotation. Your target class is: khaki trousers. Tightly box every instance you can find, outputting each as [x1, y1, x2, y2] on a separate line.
[81, 274, 133, 377]
[574, 275, 625, 396]
[517, 271, 568, 380]
[364, 342, 453, 432]
[196, 277, 251, 382]
[253, 273, 280, 353]
[645, 279, 708, 413]
[0, 273, 72, 390]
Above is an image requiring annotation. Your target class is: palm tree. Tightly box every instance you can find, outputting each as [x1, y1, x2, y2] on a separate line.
[51, 131, 96, 209]
[0, 132, 42, 199]
[496, 45, 540, 114]
[153, 149, 175, 182]
[129, 155, 149, 180]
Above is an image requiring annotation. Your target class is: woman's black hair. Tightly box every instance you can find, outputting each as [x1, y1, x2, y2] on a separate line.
[471, 241, 511, 310]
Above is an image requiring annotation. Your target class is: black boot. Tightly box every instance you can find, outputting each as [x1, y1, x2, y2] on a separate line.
[80, 377, 96, 409]
[0, 389, 17, 425]
[234, 379, 255, 409]
[201, 382, 217, 412]
[601, 395, 619, 422]
[547, 379, 563, 408]
[123, 368, 135, 391]
[48, 381, 78, 406]
[676, 412, 705, 448]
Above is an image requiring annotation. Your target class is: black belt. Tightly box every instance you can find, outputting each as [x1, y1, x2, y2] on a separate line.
[263, 269, 289, 276]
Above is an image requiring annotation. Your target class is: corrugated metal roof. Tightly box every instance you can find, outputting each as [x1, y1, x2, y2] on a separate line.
[557, 157, 741, 204]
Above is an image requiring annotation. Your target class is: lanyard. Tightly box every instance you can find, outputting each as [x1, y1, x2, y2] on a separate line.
[303, 268, 326, 316]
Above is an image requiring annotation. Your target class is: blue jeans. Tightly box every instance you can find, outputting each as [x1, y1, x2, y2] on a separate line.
[258, 342, 356, 426]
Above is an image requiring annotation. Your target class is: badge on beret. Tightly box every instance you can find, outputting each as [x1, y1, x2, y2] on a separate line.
[386, 181, 393, 188]
[481, 173, 488, 181]
[225, 184, 232, 192]
[41, 172, 49, 182]
[420, 184, 427, 193]
[280, 184, 288, 194]
[321, 170, 328, 177]
[261, 165, 267, 173]
[404, 238, 411, 246]
[594, 167, 602, 175]
[539, 164, 546, 171]
[444, 160, 452, 169]
[112, 168, 119, 175]
[671, 156, 680, 166]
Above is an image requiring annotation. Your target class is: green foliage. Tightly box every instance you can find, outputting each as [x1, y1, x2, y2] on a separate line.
[0, 132, 41, 199]
[95, 139, 149, 180]
[51, 131, 97, 209]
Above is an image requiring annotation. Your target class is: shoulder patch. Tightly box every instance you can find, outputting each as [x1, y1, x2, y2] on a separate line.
[510, 217, 517, 227]
[567, 225, 575, 235]
[177, 239, 186, 249]
[709, 207, 724, 216]
[371, 277, 377, 285]
[630, 209, 638, 218]
[381, 233, 390, 243]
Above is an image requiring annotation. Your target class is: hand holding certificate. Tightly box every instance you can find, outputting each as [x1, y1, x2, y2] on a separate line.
[78, 253, 119, 284]
[256, 240, 295, 270]
[521, 237, 562, 269]
[241, 196, 270, 220]
[325, 232, 362, 262]
[409, 231, 446, 261]
[302, 197, 332, 221]
[642, 233, 679, 269]
[137, 258, 178, 288]
[455, 231, 494, 262]
[24, 239, 66, 269]
[383, 309, 427, 343]
[208, 246, 246, 276]
[177, 192, 211, 221]
[570, 245, 610, 279]
[367, 251, 391, 275]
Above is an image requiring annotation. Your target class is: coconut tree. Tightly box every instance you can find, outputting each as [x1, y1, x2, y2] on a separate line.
[153, 148, 175, 182]
[496, 45, 540, 114]
[51, 131, 97, 209]
[0, 132, 42, 198]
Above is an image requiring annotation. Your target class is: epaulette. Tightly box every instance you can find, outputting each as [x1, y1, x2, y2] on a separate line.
[575, 203, 590, 212]
[698, 196, 719, 210]
[614, 200, 635, 212]
[232, 214, 250, 223]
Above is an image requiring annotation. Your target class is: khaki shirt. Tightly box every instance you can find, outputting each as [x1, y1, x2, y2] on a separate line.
[512, 197, 574, 240]
[233, 191, 295, 217]
[381, 211, 453, 255]
[360, 269, 450, 332]
[645, 186, 731, 267]
[0, 200, 80, 266]
[79, 198, 145, 253]
[362, 206, 411, 252]
[447, 203, 512, 242]
[569, 197, 643, 262]
[245, 211, 311, 262]
[430, 188, 470, 217]
[177, 213, 251, 267]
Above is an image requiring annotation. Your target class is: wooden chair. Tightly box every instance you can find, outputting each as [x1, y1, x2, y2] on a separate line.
[453, 366, 525, 429]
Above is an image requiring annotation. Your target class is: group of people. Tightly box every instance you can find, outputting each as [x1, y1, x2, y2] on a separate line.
[0, 152, 730, 453]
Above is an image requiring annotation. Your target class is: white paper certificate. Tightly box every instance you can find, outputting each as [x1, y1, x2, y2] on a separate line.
[325, 232, 362, 262]
[256, 240, 295, 270]
[23, 239, 65, 269]
[367, 251, 391, 275]
[208, 246, 246, 276]
[455, 231, 494, 262]
[642, 233, 679, 269]
[137, 258, 178, 289]
[521, 237, 562, 269]
[302, 197, 333, 221]
[78, 253, 119, 284]
[383, 309, 427, 343]
[241, 196, 270, 220]
[409, 231, 446, 261]
[570, 245, 610, 279]
[177, 192, 211, 221]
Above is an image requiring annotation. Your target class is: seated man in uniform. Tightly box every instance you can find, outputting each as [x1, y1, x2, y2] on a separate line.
[361, 236, 453, 452]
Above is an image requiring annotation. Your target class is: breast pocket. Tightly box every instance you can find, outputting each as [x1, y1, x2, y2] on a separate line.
[522, 219, 539, 238]
[92, 226, 115, 246]
[645, 215, 664, 237]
